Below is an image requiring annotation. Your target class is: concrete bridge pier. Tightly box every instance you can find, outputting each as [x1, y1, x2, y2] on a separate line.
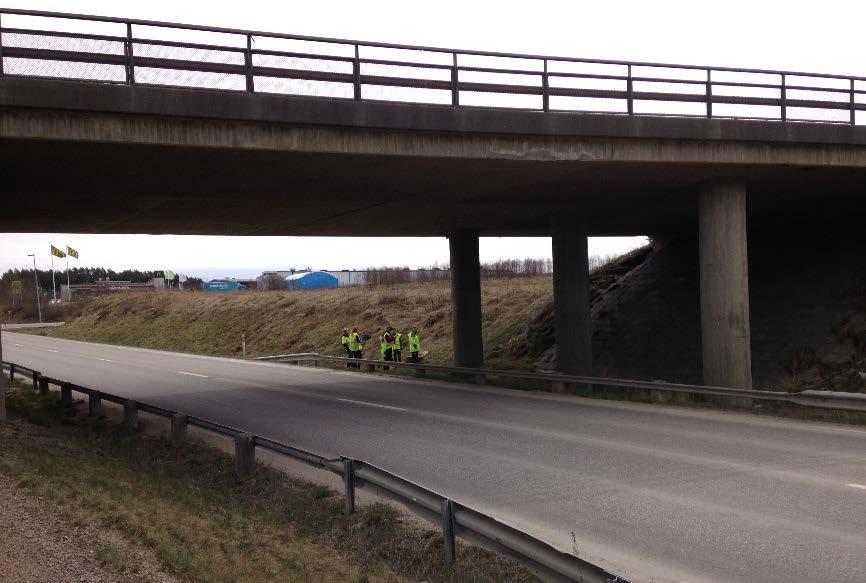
[699, 180, 753, 389]
[551, 217, 593, 375]
[449, 231, 484, 368]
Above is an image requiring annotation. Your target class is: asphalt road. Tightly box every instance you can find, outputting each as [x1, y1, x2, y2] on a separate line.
[4, 332, 866, 583]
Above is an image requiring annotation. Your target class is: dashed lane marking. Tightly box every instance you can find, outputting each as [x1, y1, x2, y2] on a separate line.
[337, 398, 407, 412]
[177, 371, 209, 378]
[847, 483, 866, 490]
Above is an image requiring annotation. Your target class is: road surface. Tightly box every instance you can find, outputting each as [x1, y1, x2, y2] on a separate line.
[3, 333, 865, 583]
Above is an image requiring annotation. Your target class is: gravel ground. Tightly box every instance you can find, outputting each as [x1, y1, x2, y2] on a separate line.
[0, 426, 182, 583]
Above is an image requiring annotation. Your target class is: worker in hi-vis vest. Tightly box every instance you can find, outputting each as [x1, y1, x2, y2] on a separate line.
[341, 328, 352, 368]
[393, 329, 404, 362]
[381, 326, 394, 369]
[348, 326, 363, 368]
[408, 326, 421, 363]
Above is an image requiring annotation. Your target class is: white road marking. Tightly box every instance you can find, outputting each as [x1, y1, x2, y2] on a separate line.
[45, 349, 58, 353]
[14, 343, 23, 347]
[177, 371, 209, 378]
[337, 398, 406, 412]
[94, 358, 113, 362]
[847, 483, 866, 490]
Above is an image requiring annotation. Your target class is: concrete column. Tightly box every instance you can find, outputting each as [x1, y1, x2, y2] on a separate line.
[171, 413, 187, 444]
[551, 217, 592, 375]
[123, 400, 138, 432]
[235, 433, 256, 480]
[449, 231, 483, 368]
[698, 180, 753, 389]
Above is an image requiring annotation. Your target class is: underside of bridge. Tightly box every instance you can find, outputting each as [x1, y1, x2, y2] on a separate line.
[3, 77, 866, 389]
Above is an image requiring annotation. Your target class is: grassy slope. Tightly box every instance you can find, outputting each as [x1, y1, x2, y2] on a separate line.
[1, 385, 538, 583]
[39, 277, 556, 369]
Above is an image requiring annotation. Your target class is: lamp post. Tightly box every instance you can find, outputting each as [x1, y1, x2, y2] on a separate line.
[27, 254, 42, 324]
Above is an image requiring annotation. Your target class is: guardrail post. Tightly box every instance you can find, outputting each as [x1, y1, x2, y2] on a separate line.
[121, 399, 137, 431]
[366, 363, 375, 373]
[88, 390, 103, 417]
[474, 374, 486, 385]
[415, 366, 426, 378]
[342, 457, 355, 515]
[60, 382, 73, 407]
[8, 363, 14, 382]
[551, 381, 565, 393]
[171, 412, 187, 444]
[244, 34, 254, 93]
[234, 433, 256, 480]
[31, 370, 38, 391]
[441, 498, 457, 564]
[38, 376, 49, 396]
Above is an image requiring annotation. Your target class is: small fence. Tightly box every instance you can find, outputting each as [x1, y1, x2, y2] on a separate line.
[0, 360, 633, 583]
[1, 8, 865, 125]
[257, 352, 866, 413]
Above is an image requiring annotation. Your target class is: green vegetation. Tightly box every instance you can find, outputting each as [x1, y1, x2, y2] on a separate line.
[0, 384, 539, 583]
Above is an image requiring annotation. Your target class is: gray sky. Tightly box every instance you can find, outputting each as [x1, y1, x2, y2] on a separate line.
[2, 0, 860, 278]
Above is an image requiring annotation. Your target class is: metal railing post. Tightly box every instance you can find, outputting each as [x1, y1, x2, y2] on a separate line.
[38, 376, 49, 396]
[353, 44, 361, 100]
[31, 370, 38, 391]
[123, 399, 138, 432]
[235, 432, 256, 479]
[88, 390, 103, 417]
[441, 498, 457, 564]
[125, 22, 134, 84]
[60, 382, 72, 407]
[706, 69, 713, 118]
[8, 363, 13, 382]
[851, 78, 856, 126]
[451, 52, 459, 106]
[0, 12, 5, 77]
[244, 34, 254, 93]
[626, 64, 634, 115]
[781, 73, 786, 121]
[171, 412, 187, 444]
[542, 59, 549, 112]
[342, 457, 355, 515]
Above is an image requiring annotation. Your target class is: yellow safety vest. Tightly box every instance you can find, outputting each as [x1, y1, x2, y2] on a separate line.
[348, 332, 363, 351]
[408, 332, 420, 351]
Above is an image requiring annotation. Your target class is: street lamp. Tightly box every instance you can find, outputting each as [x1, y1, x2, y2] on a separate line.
[27, 254, 42, 324]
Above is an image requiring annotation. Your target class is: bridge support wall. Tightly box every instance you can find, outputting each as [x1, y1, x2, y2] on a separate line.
[449, 231, 483, 368]
[551, 217, 593, 375]
[699, 181, 753, 389]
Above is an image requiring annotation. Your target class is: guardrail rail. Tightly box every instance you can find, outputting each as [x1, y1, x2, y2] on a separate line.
[0, 360, 633, 583]
[257, 352, 866, 413]
[0, 8, 864, 125]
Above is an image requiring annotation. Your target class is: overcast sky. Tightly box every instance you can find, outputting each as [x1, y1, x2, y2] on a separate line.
[2, 0, 860, 279]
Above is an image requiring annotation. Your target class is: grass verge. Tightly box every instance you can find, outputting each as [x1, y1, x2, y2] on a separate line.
[0, 384, 539, 583]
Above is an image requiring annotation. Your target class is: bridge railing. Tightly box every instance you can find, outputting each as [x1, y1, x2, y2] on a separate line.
[1, 7, 864, 125]
[0, 360, 632, 583]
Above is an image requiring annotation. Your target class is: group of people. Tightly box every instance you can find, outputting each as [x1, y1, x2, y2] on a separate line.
[340, 325, 422, 367]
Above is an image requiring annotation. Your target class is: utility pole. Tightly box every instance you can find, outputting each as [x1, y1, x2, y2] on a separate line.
[28, 254, 42, 324]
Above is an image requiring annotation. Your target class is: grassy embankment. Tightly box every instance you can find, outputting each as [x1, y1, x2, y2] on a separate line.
[32, 276, 557, 370]
[0, 382, 539, 583]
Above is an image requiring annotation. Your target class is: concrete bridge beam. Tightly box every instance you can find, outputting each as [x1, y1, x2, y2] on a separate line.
[449, 231, 483, 368]
[551, 217, 593, 375]
[699, 180, 753, 389]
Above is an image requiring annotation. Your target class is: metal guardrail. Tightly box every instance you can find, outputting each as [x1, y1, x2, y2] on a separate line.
[0, 8, 864, 125]
[258, 352, 866, 413]
[0, 360, 631, 583]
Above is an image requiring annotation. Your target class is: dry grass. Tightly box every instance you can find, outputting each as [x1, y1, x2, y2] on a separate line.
[1, 385, 539, 583]
[34, 276, 555, 369]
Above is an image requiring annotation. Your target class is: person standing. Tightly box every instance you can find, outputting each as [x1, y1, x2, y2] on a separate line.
[393, 328, 404, 362]
[348, 326, 364, 368]
[408, 325, 421, 363]
[340, 328, 352, 367]
[380, 326, 394, 369]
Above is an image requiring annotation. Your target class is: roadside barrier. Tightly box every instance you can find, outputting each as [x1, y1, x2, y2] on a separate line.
[257, 352, 866, 413]
[0, 360, 633, 583]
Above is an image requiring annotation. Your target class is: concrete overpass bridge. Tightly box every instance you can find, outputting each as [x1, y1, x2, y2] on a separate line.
[2, 8, 866, 390]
